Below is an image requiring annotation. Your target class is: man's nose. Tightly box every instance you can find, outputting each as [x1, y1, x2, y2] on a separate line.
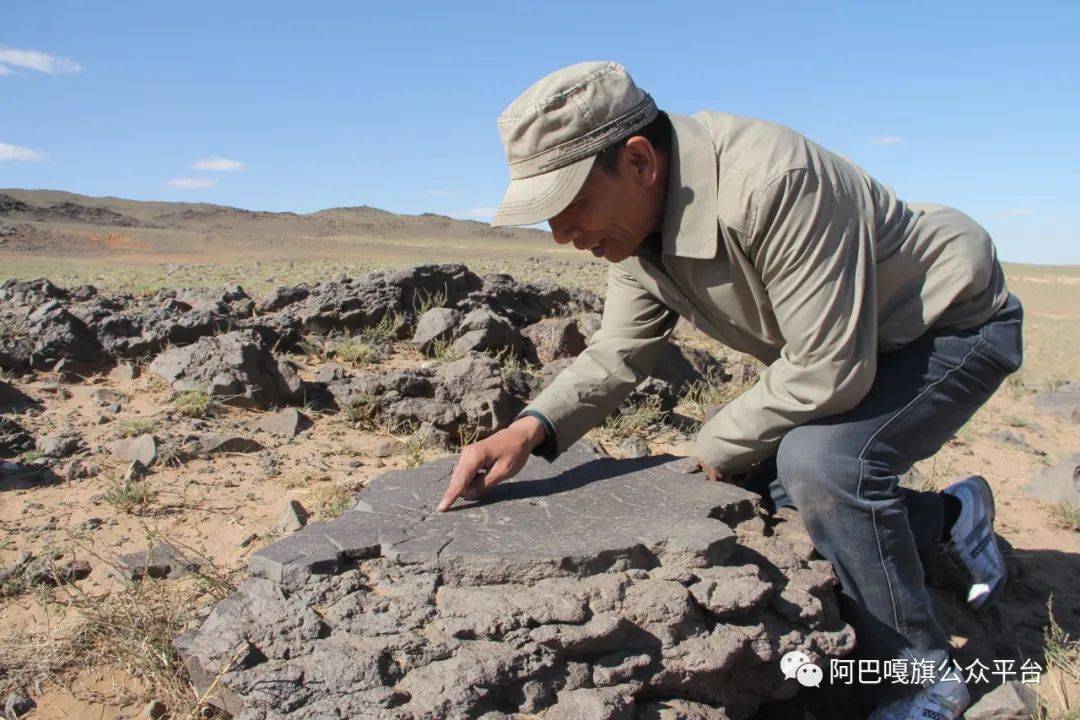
[550, 224, 578, 246]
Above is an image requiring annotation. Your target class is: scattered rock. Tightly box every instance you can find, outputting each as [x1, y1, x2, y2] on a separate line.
[119, 543, 203, 580]
[274, 500, 310, 534]
[148, 330, 304, 409]
[36, 431, 82, 459]
[3, 690, 35, 718]
[183, 432, 263, 457]
[522, 317, 586, 364]
[64, 457, 94, 480]
[2, 552, 91, 595]
[90, 387, 127, 407]
[451, 309, 527, 356]
[1033, 383, 1080, 423]
[124, 460, 149, 481]
[620, 436, 650, 458]
[109, 434, 158, 466]
[409, 421, 453, 451]
[1024, 453, 1080, 505]
[0, 416, 34, 458]
[109, 362, 139, 381]
[985, 429, 1045, 455]
[136, 699, 167, 720]
[411, 307, 463, 353]
[371, 438, 405, 458]
[26, 301, 107, 369]
[175, 443, 853, 718]
[964, 680, 1038, 719]
[250, 407, 310, 438]
[312, 362, 351, 384]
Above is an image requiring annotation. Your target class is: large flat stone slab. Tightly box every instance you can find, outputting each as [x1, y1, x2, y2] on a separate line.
[176, 441, 855, 719]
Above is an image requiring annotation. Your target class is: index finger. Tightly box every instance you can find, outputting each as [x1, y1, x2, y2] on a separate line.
[437, 451, 484, 512]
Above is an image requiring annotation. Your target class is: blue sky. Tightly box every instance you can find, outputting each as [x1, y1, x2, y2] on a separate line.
[1, 1, 1076, 263]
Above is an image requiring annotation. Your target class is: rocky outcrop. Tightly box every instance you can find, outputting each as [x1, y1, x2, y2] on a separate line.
[327, 354, 530, 440]
[148, 330, 303, 409]
[459, 273, 602, 327]
[0, 264, 601, 372]
[174, 442, 854, 719]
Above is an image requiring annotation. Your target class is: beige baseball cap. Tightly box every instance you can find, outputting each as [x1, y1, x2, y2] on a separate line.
[490, 61, 658, 227]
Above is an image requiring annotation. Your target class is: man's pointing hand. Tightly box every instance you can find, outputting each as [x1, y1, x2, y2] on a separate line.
[436, 415, 547, 512]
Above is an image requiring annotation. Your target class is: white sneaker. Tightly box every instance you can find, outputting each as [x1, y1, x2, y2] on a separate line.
[867, 677, 971, 720]
[941, 475, 1007, 609]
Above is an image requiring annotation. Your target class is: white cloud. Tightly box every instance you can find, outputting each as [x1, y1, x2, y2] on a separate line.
[0, 47, 82, 74]
[426, 189, 455, 197]
[0, 142, 45, 162]
[168, 177, 218, 189]
[869, 136, 904, 145]
[192, 156, 243, 171]
[0, 66, 12, 76]
[1008, 206, 1034, 217]
[451, 206, 499, 221]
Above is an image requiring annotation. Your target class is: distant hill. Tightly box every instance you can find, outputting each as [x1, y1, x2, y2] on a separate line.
[0, 188, 551, 257]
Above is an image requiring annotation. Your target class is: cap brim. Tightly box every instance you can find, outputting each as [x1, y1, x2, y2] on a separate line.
[490, 154, 595, 227]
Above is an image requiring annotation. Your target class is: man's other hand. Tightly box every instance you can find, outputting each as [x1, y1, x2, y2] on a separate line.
[436, 415, 547, 512]
[697, 459, 728, 483]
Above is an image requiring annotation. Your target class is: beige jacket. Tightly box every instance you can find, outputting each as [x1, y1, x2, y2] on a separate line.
[521, 111, 1010, 473]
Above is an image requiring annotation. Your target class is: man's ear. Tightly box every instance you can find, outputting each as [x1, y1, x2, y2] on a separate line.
[623, 136, 658, 186]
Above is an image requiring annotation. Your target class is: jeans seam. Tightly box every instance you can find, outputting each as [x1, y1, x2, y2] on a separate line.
[855, 335, 987, 641]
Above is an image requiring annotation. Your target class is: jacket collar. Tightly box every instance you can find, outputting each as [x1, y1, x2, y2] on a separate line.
[660, 112, 719, 259]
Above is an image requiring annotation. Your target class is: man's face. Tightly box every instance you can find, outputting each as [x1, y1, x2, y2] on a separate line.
[546, 137, 666, 264]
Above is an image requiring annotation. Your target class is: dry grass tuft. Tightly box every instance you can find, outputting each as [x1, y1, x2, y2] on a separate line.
[1049, 502, 1080, 533]
[600, 395, 669, 441]
[114, 417, 160, 438]
[171, 390, 215, 419]
[0, 529, 241, 718]
[1038, 595, 1080, 718]
[309, 482, 357, 521]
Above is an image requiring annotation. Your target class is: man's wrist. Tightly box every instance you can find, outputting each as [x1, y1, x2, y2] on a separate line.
[512, 414, 546, 451]
[514, 409, 558, 460]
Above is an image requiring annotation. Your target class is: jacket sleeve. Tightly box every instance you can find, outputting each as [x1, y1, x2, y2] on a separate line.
[518, 261, 679, 459]
[694, 167, 878, 473]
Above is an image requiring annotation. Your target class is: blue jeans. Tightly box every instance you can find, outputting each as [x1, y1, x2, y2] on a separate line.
[745, 293, 1023, 704]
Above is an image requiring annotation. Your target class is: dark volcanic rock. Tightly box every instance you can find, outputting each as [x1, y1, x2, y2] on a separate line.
[1033, 383, 1080, 423]
[286, 264, 482, 335]
[0, 416, 34, 458]
[450, 309, 526, 356]
[26, 300, 107, 369]
[175, 443, 854, 719]
[108, 434, 159, 467]
[522, 317, 587, 364]
[459, 273, 603, 327]
[410, 307, 462, 354]
[119, 542, 204, 580]
[328, 353, 528, 441]
[36, 431, 83, 459]
[149, 330, 303, 409]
